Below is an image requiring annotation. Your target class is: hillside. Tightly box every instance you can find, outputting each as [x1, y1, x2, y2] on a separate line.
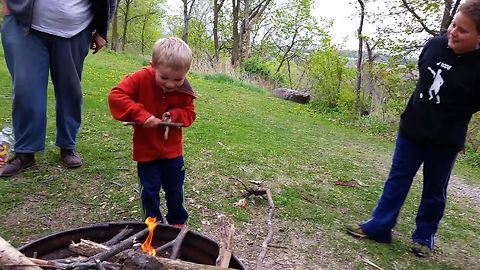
[0, 48, 479, 269]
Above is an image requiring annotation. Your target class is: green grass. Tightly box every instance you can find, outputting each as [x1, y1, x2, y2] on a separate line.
[1, 47, 479, 269]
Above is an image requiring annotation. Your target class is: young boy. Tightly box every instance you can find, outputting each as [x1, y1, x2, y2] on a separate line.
[108, 37, 196, 226]
[347, 0, 480, 257]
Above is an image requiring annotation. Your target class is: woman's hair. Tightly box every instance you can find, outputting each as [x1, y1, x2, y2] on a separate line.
[151, 37, 192, 70]
[458, 0, 480, 33]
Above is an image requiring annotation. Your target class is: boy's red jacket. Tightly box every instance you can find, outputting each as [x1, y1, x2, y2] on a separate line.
[108, 66, 196, 162]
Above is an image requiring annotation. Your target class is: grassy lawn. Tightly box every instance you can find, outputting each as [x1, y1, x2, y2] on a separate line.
[0, 47, 479, 269]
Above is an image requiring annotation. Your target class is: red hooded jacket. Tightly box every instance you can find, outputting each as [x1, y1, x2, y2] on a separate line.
[108, 66, 196, 162]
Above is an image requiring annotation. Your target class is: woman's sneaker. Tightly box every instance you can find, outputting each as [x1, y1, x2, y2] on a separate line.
[410, 242, 431, 257]
[346, 223, 368, 238]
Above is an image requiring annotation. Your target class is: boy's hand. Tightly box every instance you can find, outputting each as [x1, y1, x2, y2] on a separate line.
[143, 116, 162, 128]
[162, 112, 171, 121]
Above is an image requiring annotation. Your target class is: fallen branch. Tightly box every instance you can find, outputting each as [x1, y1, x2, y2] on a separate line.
[0, 236, 42, 270]
[255, 189, 275, 270]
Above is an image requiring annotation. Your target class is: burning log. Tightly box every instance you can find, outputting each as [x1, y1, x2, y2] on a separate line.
[0, 236, 42, 270]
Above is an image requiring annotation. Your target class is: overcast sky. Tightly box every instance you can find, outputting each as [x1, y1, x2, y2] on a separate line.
[165, 0, 371, 50]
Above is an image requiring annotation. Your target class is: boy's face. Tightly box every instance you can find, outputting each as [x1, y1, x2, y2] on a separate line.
[447, 11, 480, 54]
[153, 64, 188, 93]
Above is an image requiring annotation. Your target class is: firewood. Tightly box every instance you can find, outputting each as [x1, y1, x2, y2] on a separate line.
[69, 239, 111, 257]
[102, 226, 134, 246]
[215, 216, 234, 268]
[123, 250, 237, 270]
[169, 226, 189, 259]
[69, 222, 153, 268]
[0, 236, 42, 270]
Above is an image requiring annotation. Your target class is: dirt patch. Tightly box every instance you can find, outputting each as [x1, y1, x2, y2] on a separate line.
[449, 176, 480, 208]
[197, 206, 355, 269]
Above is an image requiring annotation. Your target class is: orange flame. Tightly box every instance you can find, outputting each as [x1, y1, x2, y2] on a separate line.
[141, 217, 157, 256]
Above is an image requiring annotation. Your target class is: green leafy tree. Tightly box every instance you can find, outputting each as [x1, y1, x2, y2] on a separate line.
[307, 46, 352, 111]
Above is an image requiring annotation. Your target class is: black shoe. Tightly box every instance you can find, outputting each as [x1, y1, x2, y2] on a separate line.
[60, 149, 82, 168]
[0, 153, 35, 177]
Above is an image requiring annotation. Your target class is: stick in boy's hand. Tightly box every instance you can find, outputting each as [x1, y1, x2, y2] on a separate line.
[122, 121, 183, 127]
[162, 112, 171, 140]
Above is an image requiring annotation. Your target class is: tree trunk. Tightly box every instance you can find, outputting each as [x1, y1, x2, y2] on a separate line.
[242, 0, 251, 58]
[110, 0, 121, 51]
[213, 0, 225, 64]
[355, 0, 365, 115]
[121, 0, 132, 51]
[231, 0, 241, 66]
[182, 0, 189, 43]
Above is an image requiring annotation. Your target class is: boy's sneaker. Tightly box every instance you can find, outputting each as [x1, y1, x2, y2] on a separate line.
[346, 223, 367, 238]
[410, 242, 431, 257]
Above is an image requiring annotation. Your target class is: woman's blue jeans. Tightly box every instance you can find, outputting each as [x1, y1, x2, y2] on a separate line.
[361, 135, 458, 249]
[1, 15, 91, 152]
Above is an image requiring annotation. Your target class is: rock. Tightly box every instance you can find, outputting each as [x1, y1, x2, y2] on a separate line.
[272, 88, 310, 104]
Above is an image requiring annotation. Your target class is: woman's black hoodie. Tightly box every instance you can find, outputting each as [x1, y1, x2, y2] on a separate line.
[399, 34, 480, 151]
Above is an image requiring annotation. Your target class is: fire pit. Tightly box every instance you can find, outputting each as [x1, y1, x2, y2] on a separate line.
[18, 221, 244, 269]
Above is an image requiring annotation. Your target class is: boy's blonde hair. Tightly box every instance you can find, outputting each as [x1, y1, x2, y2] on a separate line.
[152, 37, 192, 70]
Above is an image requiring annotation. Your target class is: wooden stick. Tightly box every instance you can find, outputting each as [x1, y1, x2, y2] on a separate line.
[215, 216, 235, 268]
[170, 226, 189, 259]
[122, 121, 183, 127]
[27, 257, 70, 269]
[0, 236, 42, 270]
[255, 189, 275, 270]
[102, 226, 133, 246]
[361, 257, 384, 270]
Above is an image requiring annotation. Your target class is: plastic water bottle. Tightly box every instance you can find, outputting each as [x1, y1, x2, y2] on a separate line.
[0, 127, 14, 167]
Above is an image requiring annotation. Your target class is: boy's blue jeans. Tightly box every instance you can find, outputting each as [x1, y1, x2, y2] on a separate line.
[1, 15, 91, 152]
[360, 135, 457, 249]
[137, 156, 188, 225]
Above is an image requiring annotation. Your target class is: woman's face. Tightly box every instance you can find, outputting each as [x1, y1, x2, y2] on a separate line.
[447, 11, 480, 54]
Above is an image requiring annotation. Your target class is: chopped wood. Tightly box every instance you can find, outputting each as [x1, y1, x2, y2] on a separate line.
[215, 216, 235, 268]
[0, 236, 42, 270]
[123, 250, 237, 270]
[69, 239, 111, 257]
[255, 189, 275, 270]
